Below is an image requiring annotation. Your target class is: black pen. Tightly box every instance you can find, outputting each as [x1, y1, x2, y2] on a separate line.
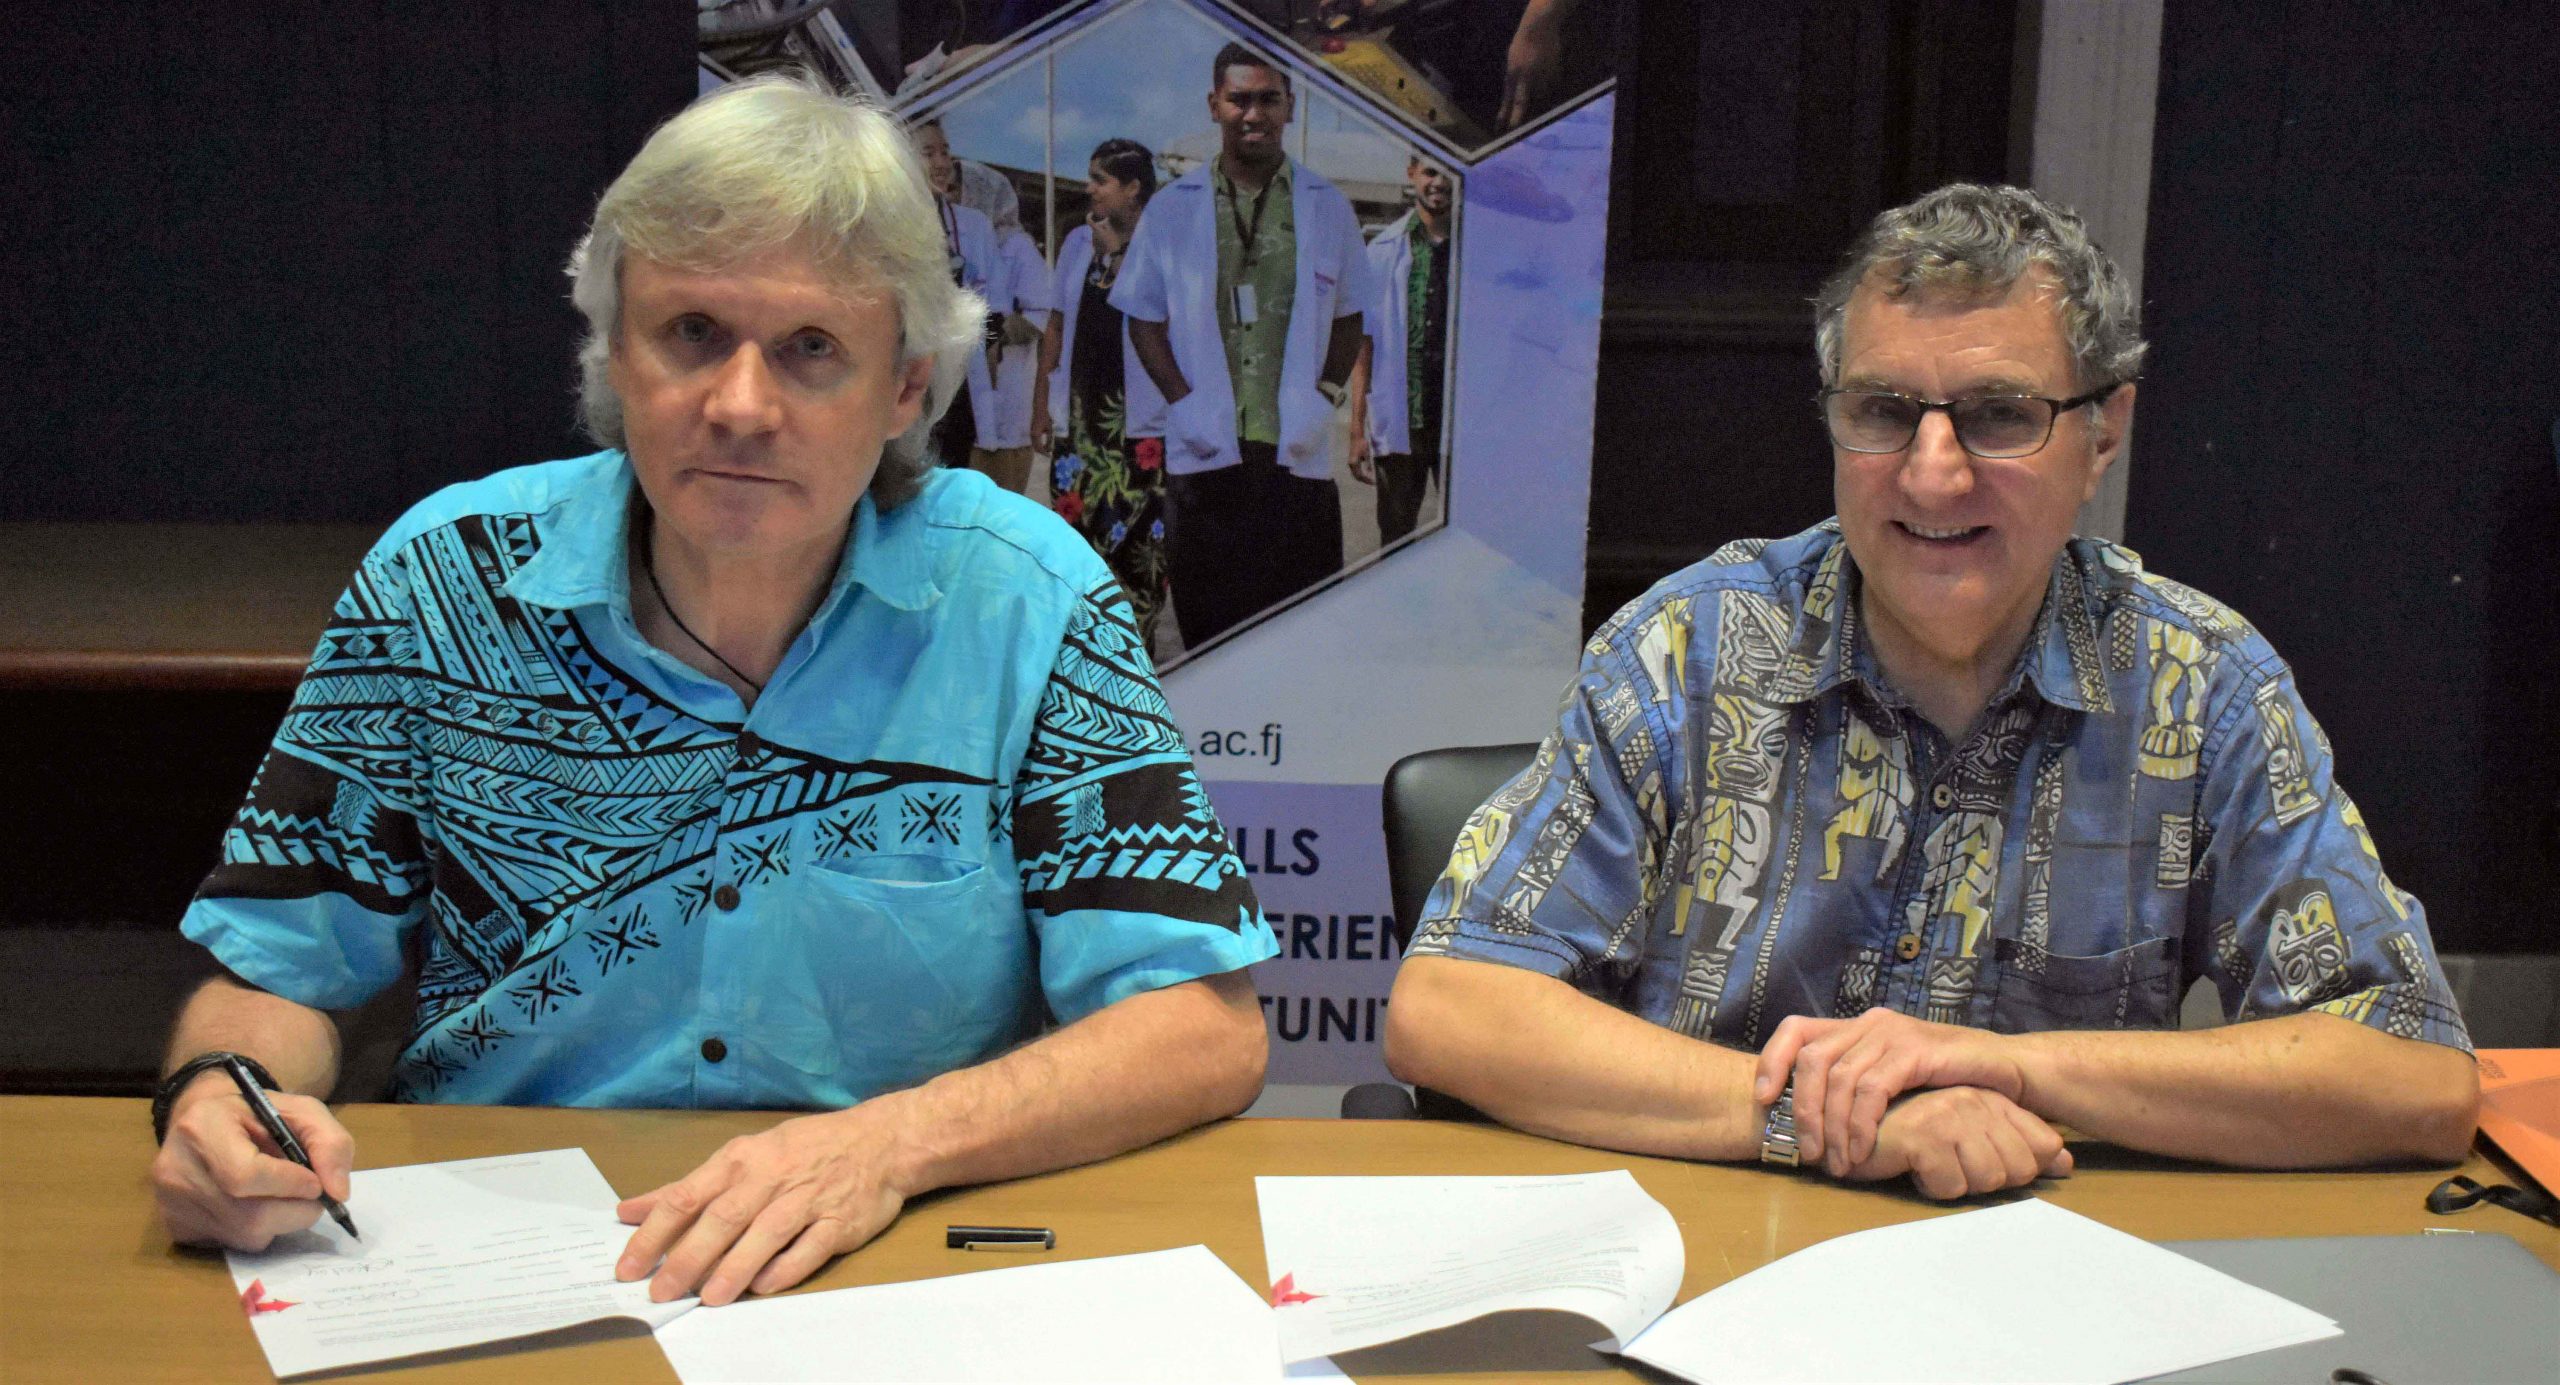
[221, 1056, 359, 1240]
[946, 1224, 1054, 1251]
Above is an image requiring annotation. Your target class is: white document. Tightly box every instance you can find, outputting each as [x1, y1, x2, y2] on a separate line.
[1255, 1171, 1684, 1362]
[223, 1148, 691, 1378]
[655, 1243, 1341, 1384]
[1619, 1198, 2341, 1385]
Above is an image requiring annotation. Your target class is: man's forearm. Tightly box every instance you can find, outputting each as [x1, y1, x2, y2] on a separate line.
[2013, 1013, 2478, 1166]
[1320, 314, 1364, 391]
[1385, 955, 1762, 1161]
[163, 974, 342, 1099]
[1347, 337, 1373, 438]
[1033, 315, 1064, 422]
[1126, 317, 1189, 404]
[865, 970, 1265, 1198]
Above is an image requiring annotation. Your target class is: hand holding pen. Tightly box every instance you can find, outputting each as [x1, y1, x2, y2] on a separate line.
[151, 1053, 359, 1250]
[219, 1057, 359, 1239]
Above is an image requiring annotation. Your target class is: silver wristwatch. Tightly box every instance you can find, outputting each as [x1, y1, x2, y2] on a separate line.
[1760, 1080, 1802, 1168]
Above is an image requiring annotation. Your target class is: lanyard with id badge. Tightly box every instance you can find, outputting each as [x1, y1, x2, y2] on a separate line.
[1227, 177, 1275, 325]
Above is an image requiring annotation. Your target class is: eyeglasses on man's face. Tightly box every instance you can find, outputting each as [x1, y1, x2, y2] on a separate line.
[1818, 384, 2123, 460]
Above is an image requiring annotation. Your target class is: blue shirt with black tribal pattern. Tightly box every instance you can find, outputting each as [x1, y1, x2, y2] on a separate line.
[182, 452, 1277, 1107]
[1408, 522, 2471, 1053]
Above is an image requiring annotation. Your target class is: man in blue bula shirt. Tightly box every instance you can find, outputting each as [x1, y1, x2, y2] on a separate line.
[1385, 184, 2479, 1199]
[148, 74, 1279, 1304]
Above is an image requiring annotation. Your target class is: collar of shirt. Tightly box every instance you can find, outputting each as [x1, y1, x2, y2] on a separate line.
[502, 451, 944, 619]
[1213, 156, 1293, 212]
[1765, 527, 2117, 717]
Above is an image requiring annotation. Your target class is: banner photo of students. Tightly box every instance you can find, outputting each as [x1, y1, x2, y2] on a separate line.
[701, 0, 1615, 1088]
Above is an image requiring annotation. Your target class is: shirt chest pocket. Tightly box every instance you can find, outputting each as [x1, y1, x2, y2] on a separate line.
[754, 854, 1037, 1092]
[1988, 932, 2182, 1033]
[1304, 270, 1335, 322]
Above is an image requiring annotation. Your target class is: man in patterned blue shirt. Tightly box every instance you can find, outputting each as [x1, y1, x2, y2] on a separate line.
[1386, 184, 2478, 1200]
[149, 75, 1278, 1305]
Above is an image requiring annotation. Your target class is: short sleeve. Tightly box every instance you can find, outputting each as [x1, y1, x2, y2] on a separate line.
[1009, 578, 1277, 1023]
[179, 540, 433, 1011]
[1406, 630, 1664, 997]
[1052, 226, 1086, 317]
[2185, 666, 2470, 1051]
[1109, 204, 1171, 322]
[973, 220, 1012, 312]
[1329, 196, 1373, 319]
[1004, 232, 1052, 314]
[1362, 237, 1395, 340]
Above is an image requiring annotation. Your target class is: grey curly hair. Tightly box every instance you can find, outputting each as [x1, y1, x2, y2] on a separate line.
[1813, 183, 2147, 394]
[567, 72, 985, 508]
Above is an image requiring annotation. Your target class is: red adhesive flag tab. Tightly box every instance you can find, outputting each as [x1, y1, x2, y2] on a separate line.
[240, 1278, 300, 1316]
[1269, 1272, 1322, 1307]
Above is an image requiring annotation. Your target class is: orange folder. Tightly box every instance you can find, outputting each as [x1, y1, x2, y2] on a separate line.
[2476, 1049, 2560, 1195]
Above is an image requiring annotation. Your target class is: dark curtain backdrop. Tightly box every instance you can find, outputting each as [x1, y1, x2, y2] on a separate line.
[2132, 0, 2560, 953]
[2, 2, 690, 522]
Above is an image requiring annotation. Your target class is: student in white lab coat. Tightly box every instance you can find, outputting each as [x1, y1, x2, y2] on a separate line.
[1034, 139, 1174, 644]
[1112, 43, 1371, 650]
[957, 161, 1052, 494]
[915, 122, 1005, 467]
[1349, 155, 1455, 547]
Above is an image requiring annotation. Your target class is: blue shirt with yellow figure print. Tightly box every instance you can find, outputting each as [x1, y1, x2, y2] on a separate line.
[1409, 521, 2470, 1054]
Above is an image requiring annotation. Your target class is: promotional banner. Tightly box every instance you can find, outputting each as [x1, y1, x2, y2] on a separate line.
[702, 0, 1615, 1088]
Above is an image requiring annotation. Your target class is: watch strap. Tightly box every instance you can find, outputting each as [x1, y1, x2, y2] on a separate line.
[1760, 1079, 1801, 1168]
[152, 1051, 275, 1145]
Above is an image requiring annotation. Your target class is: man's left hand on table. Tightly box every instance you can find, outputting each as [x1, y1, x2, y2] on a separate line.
[615, 1106, 914, 1306]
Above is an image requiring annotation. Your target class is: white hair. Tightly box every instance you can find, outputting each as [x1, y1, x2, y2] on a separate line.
[1813, 183, 2148, 394]
[567, 72, 985, 508]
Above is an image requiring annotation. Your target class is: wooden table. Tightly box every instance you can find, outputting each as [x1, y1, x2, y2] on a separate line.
[0, 523, 376, 690]
[4, 1097, 2553, 1383]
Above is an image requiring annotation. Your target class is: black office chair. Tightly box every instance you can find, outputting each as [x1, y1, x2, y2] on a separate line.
[1339, 742, 1541, 1120]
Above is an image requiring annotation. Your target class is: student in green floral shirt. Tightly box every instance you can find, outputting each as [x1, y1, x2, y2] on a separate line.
[1351, 155, 1455, 546]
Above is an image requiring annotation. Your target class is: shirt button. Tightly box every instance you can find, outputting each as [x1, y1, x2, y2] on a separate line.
[736, 731, 762, 763]
[1894, 934, 1924, 962]
[1930, 783, 1954, 810]
[713, 884, 741, 912]
[700, 1036, 728, 1064]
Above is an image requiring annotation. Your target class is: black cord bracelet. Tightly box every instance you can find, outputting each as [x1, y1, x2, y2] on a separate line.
[151, 1051, 277, 1144]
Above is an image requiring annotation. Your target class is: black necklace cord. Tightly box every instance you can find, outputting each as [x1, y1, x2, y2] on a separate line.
[637, 521, 767, 695]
